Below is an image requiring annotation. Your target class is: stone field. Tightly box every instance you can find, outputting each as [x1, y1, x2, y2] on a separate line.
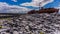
[0, 12, 60, 34]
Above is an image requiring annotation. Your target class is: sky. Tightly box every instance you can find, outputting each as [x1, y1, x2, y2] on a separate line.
[0, 0, 60, 13]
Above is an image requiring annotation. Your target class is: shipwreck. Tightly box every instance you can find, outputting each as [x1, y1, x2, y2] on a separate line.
[27, 7, 59, 14]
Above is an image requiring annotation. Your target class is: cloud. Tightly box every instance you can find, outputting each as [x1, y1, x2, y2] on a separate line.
[54, 4, 60, 14]
[0, 2, 32, 13]
[20, 0, 54, 7]
[12, 0, 17, 2]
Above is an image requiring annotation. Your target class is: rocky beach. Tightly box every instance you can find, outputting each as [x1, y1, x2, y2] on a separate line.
[0, 12, 60, 34]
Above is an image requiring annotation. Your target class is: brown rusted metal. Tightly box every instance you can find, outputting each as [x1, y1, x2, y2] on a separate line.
[27, 8, 59, 14]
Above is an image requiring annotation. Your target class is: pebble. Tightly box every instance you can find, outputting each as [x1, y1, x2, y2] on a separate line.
[0, 12, 60, 34]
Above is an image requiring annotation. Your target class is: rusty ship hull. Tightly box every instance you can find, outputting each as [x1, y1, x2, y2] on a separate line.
[28, 8, 59, 14]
